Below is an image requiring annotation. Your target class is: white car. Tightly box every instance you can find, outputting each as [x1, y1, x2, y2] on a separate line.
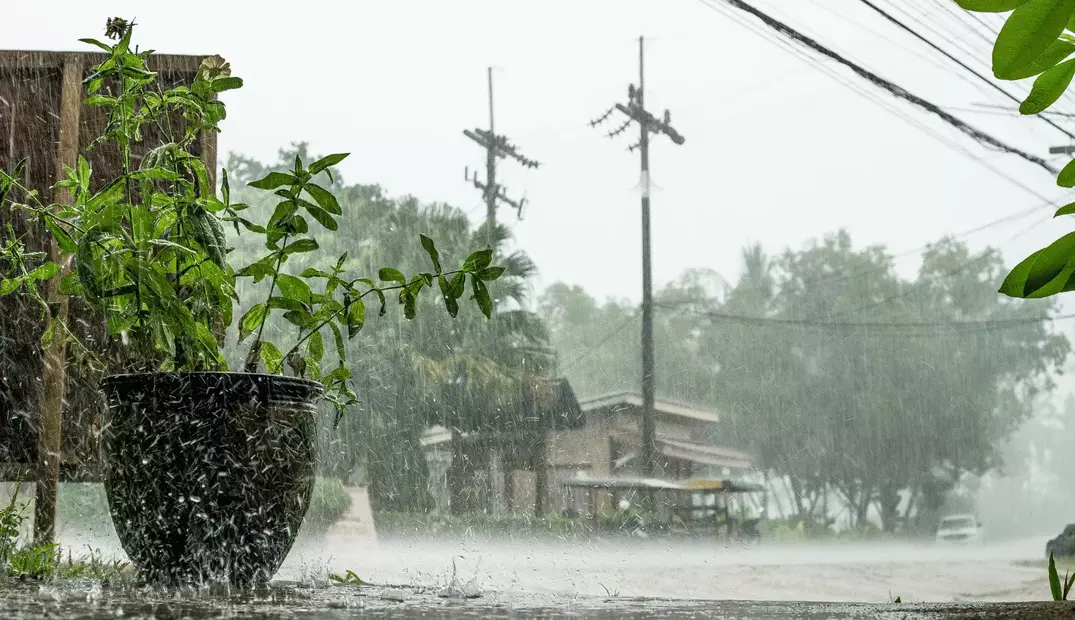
[935, 514, 983, 545]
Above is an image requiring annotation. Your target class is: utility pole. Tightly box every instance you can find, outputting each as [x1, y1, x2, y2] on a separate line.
[464, 68, 540, 231]
[590, 36, 684, 481]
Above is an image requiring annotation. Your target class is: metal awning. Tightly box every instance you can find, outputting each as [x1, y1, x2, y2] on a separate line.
[559, 474, 764, 494]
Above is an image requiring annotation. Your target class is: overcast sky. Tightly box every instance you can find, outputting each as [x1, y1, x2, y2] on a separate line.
[7, 0, 1074, 310]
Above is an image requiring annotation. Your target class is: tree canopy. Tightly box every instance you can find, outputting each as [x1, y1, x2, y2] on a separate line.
[541, 230, 1069, 531]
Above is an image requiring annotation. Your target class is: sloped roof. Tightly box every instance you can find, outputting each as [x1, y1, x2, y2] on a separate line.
[579, 391, 720, 424]
[611, 433, 754, 470]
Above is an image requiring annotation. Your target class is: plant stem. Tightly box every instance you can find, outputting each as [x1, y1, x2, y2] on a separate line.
[245, 233, 290, 372]
[116, 71, 143, 330]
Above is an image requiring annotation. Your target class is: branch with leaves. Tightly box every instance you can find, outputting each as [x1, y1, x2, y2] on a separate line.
[957, 0, 1075, 297]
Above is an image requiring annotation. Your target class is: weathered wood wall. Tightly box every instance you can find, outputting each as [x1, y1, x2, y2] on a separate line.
[0, 50, 216, 483]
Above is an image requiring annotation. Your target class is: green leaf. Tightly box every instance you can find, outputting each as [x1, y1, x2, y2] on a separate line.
[45, 218, 77, 254]
[1021, 57, 1075, 113]
[346, 298, 366, 339]
[305, 204, 339, 231]
[1055, 201, 1075, 216]
[1000, 232, 1075, 297]
[1007, 39, 1075, 79]
[329, 322, 346, 362]
[1060, 158, 1075, 188]
[76, 229, 105, 302]
[477, 266, 505, 281]
[249, 172, 296, 190]
[402, 291, 417, 320]
[1050, 553, 1063, 600]
[471, 276, 493, 318]
[305, 183, 342, 215]
[462, 249, 493, 272]
[0, 278, 20, 296]
[449, 272, 466, 299]
[956, 0, 1027, 10]
[85, 178, 124, 211]
[308, 330, 324, 362]
[221, 168, 231, 206]
[420, 234, 442, 273]
[267, 296, 307, 312]
[379, 267, 407, 285]
[993, 0, 1075, 79]
[28, 262, 60, 281]
[236, 259, 276, 283]
[239, 303, 268, 342]
[438, 275, 460, 318]
[276, 274, 312, 302]
[211, 77, 243, 92]
[260, 341, 284, 374]
[189, 209, 226, 267]
[268, 201, 299, 231]
[283, 239, 319, 255]
[79, 37, 113, 52]
[308, 153, 349, 176]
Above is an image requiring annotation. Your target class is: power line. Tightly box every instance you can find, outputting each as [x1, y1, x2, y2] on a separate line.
[699, 0, 1057, 174]
[559, 312, 640, 373]
[765, 200, 1049, 294]
[703, 0, 1053, 201]
[657, 303, 1074, 332]
[699, 1, 1059, 205]
[854, 0, 1075, 142]
[826, 212, 1049, 319]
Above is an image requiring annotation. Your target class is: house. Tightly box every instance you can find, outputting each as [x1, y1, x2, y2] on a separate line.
[420, 387, 754, 518]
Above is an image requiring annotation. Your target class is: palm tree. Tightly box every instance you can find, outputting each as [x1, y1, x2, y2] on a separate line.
[224, 146, 559, 513]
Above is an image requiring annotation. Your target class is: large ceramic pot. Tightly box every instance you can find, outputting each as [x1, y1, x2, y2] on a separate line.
[100, 372, 321, 586]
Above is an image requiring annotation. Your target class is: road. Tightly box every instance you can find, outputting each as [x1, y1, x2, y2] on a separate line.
[278, 535, 1052, 604]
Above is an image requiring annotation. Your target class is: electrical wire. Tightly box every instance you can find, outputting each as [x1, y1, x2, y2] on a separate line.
[825, 212, 1050, 319]
[697, 0, 1057, 175]
[558, 311, 640, 372]
[855, 0, 1075, 142]
[656, 303, 1075, 334]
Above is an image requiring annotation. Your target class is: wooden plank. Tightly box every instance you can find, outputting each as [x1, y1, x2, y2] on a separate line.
[0, 50, 204, 72]
[33, 55, 82, 544]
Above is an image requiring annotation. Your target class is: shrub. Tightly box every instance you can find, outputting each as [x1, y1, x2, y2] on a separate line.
[303, 477, 352, 533]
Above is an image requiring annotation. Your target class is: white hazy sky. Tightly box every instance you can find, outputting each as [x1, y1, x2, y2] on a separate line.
[6, 0, 1075, 310]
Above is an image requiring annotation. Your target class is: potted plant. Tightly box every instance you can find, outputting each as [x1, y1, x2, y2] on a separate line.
[0, 21, 502, 586]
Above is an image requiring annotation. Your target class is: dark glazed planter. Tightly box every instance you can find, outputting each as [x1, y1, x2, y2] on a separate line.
[100, 372, 322, 586]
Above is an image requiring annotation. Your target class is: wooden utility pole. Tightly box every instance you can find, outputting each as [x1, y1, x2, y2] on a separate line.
[464, 68, 540, 229]
[590, 36, 684, 480]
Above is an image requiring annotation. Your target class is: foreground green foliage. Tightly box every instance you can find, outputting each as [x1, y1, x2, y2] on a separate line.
[0, 486, 133, 581]
[0, 23, 500, 421]
[328, 569, 367, 585]
[955, 0, 1075, 297]
[1049, 552, 1075, 600]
